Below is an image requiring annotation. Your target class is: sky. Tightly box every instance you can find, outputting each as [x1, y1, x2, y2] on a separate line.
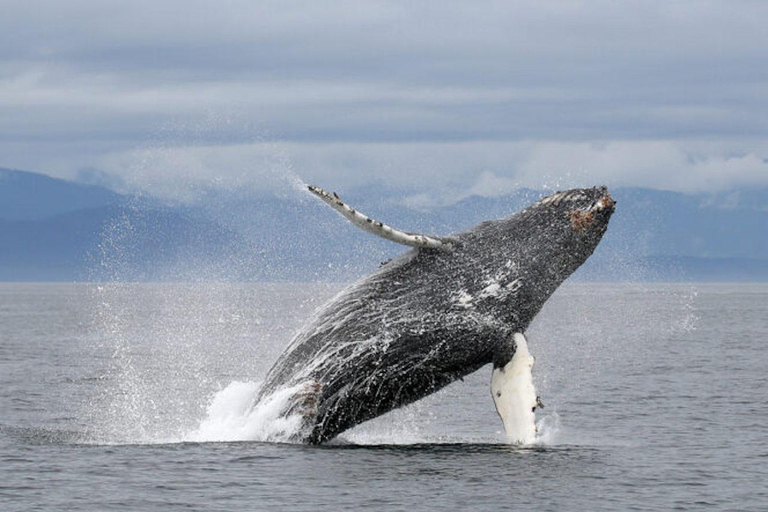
[1, 0, 767, 204]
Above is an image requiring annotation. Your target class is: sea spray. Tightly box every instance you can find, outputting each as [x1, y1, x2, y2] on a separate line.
[83, 283, 292, 445]
[535, 410, 562, 446]
[185, 381, 307, 443]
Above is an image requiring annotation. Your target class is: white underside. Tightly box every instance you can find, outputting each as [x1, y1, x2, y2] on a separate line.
[491, 332, 537, 445]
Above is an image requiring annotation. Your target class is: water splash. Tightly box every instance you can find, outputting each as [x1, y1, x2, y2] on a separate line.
[535, 411, 562, 446]
[184, 381, 305, 443]
[673, 285, 700, 334]
[82, 283, 289, 445]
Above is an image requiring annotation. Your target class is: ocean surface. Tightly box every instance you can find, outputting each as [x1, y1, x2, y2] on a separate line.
[1, 282, 766, 511]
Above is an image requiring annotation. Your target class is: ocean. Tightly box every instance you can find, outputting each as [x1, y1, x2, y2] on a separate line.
[1, 282, 766, 511]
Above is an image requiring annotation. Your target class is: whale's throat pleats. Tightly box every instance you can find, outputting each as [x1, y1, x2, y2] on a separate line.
[491, 332, 538, 445]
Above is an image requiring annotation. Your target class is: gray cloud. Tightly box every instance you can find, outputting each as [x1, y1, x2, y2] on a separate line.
[1, 1, 767, 199]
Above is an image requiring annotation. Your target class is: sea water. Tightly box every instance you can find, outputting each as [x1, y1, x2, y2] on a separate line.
[1, 282, 766, 511]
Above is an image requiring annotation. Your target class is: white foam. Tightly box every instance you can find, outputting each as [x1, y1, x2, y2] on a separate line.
[184, 381, 305, 443]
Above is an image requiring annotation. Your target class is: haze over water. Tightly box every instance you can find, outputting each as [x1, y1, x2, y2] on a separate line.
[2, 282, 766, 511]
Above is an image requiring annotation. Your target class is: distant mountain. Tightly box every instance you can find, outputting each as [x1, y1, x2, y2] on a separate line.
[575, 187, 768, 282]
[0, 204, 253, 282]
[0, 170, 251, 281]
[0, 168, 123, 221]
[1, 168, 766, 281]
[601, 187, 768, 259]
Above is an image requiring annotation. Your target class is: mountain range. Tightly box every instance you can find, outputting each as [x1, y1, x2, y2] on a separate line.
[1, 167, 766, 282]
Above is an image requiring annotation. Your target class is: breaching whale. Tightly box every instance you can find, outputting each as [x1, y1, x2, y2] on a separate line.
[253, 185, 615, 444]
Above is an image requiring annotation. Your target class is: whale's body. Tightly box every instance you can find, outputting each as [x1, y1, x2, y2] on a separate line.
[254, 186, 615, 444]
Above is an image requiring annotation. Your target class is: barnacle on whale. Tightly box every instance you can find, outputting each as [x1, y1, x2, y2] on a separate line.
[567, 209, 596, 231]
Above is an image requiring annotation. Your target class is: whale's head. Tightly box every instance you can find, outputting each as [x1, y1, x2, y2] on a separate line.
[523, 186, 615, 269]
[476, 186, 616, 317]
[531, 185, 615, 250]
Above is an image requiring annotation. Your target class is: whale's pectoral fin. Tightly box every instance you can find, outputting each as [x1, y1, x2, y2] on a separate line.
[491, 332, 538, 445]
[307, 185, 457, 250]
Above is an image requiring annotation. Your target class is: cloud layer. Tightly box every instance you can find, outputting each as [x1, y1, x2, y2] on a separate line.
[2, 1, 767, 201]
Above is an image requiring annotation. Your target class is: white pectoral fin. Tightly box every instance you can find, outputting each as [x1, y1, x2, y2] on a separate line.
[491, 332, 538, 445]
[307, 185, 455, 250]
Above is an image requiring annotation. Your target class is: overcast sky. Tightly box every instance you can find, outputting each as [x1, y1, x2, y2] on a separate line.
[2, 1, 767, 202]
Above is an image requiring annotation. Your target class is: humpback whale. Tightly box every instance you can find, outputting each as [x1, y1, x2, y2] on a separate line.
[253, 185, 615, 444]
